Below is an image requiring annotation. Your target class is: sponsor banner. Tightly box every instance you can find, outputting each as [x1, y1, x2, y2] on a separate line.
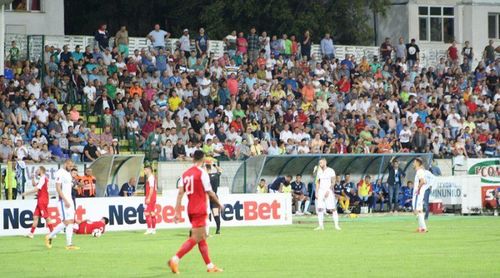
[461, 175, 483, 214]
[430, 176, 463, 205]
[0, 193, 292, 236]
[429, 175, 483, 213]
[481, 186, 499, 209]
[467, 158, 500, 184]
[466, 158, 500, 209]
[1, 163, 86, 199]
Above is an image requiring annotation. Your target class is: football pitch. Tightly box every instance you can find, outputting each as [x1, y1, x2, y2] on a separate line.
[1, 215, 499, 278]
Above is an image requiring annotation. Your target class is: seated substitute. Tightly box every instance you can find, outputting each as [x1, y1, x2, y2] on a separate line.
[291, 174, 311, 215]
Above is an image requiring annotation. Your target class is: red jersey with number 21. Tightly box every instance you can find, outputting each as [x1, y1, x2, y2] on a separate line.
[182, 166, 212, 215]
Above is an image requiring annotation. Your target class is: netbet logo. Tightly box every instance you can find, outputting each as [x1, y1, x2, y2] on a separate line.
[221, 200, 281, 221]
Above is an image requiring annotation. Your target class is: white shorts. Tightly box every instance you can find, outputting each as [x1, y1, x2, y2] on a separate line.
[413, 184, 430, 211]
[316, 190, 337, 210]
[59, 199, 75, 221]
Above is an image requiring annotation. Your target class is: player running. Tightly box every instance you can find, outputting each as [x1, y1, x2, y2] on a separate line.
[314, 158, 340, 231]
[45, 159, 79, 250]
[412, 158, 435, 233]
[144, 165, 158, 235]
[22, 166, 54, 238]
[168, 150, 224, 274]
[73, 217, 109, 235]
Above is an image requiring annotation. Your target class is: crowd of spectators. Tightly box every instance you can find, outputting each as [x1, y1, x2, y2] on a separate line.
[0, 24, 499, 165]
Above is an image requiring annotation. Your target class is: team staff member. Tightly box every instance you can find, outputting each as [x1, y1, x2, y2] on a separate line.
[119, 177, 137, 196]
[22, 166, 54, 238]
[256, 179, 268, 193]
[206, 163, 222, 235]
[333, 176, 350, 213]
[70, 168, 83, 207]
[79, 168, 96, 197]
[291, 174, 311, 215]
[387, 158, 405, 213]
[268, 175, 292, 193]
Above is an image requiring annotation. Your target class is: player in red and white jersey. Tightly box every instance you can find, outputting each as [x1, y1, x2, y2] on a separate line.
[22, 166, 54, 238]
[144, 165, 158, 235]
[168, 150, 224, 274]
[73, 217, 108, 235]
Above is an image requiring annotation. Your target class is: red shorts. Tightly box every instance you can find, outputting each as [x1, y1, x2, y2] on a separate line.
[34, 203, 49, 218]
[188, 213, 208, 228]
[144, 202, 156, 214]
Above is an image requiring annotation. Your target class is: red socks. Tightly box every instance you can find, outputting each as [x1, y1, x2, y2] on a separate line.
[198, 240, 211, 265]
[176, 238, 197, 259]
[47, 221, 54, 232]
[146, 215, 152, 229]
[31, 219, 54, 233]
[151, 216, 157, 229]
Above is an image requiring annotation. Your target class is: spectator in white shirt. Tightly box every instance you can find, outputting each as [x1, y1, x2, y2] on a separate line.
[179, 29, 191, 57]
[26, 78, 42, 99]
[147, 24, 170, 49]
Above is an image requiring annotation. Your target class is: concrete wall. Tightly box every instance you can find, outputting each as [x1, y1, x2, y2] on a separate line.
[375, 1, 409, 45]
[5, 0, 64, 35]
[158, 160, 243, 195]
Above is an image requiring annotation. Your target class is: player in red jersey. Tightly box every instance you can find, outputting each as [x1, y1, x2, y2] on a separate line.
[144, 165, 158, 235]
[168, 150, 224, 274]
[22, 166, 54, 238]
[73, 217, 109, 235]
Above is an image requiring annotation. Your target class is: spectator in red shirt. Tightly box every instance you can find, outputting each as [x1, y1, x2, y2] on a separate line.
[336, 75, 350, 93]
[448, 41, 459, 64]
[223, 139, 235, 159]
[227, 73, 239, 96]
[230, 117, 244, 133]
[295, 108, 308, 127]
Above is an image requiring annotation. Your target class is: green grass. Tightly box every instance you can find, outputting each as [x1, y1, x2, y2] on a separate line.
[1, 215, 499, 278]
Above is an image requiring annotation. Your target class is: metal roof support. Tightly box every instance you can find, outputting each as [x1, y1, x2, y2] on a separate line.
[362, 156, 381, 176]
[299, 157, 320, 177]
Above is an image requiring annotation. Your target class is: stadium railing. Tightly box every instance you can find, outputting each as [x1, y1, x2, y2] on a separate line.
[6, 33, 454, 68]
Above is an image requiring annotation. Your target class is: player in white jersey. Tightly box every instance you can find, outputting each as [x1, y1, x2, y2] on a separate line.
[314, 158, 340, 231]
[412, 158, 434, 233]
[45, 159, 80, 250]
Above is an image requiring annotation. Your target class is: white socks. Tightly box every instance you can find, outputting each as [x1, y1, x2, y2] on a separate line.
[304, 200, 310, 212]
[418, 212, 427, 230]
[332, 211, 340, 229]
[207, 263, 214, 269]
[297, 200, 303, 213]
[317, 210, 324, 228]
[49, 222, 65, 239]
[171, 255, 179, 263]
[66, 224, 73, 246]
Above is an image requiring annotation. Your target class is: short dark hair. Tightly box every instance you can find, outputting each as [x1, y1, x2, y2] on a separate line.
[144, 165, 152, 170]
[103, 217, 109, 224]
[193, 150, 205, 162]
[415, 157, 424, 166]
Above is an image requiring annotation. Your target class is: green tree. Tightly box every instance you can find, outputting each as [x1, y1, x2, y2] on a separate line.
[64, 0, 389, 45]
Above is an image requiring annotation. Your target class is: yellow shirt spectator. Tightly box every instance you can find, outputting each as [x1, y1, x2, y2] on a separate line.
[168, 96, 182, 111]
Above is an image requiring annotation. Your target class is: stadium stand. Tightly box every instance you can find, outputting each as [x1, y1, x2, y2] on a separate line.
[0, 27, 498, 168]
